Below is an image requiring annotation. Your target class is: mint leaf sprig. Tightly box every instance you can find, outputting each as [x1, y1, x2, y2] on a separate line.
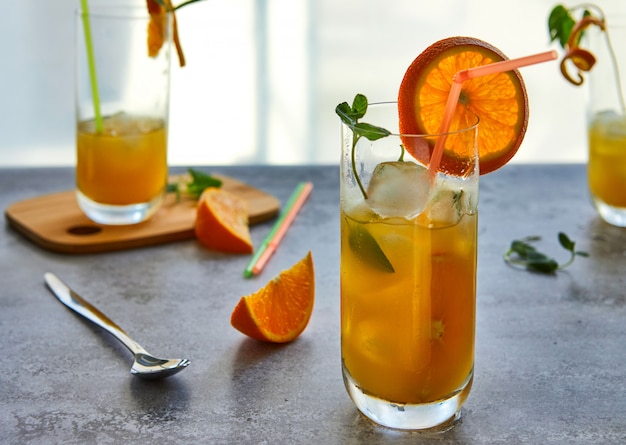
[336, 94, 395, 273]
[185, 168, 222, 196]
[167, 167, 222, 201]
[548, 4, 589, 49]
[336, 94, 391, 199]
[504, 232, 588, 274]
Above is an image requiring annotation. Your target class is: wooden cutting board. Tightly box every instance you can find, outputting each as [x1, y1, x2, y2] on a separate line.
[5, 174, 280, 254]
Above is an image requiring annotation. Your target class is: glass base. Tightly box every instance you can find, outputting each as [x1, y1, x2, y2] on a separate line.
[76, 190, 164, 225]
[342, 364, 473, 431]
[592, 196, 626, 227]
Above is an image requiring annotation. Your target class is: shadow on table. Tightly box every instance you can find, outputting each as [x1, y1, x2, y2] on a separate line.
[228, 336, 316, 409]
[128, 375, 192, 419]
[566, 216, 626, 307]
[229, 336, 314, 385]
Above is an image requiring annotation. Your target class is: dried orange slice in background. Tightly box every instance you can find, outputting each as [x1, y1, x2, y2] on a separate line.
[231, 252, 315, 343]
[195, 188, 253, 253]
[146, 0, 186, 67]
[398, 36, 529, 175]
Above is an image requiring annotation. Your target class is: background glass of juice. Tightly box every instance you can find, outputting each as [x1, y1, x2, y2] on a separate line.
[75, 6, 171, 225]
[340, 102, 479, 430]
[585, 14, 626, 227]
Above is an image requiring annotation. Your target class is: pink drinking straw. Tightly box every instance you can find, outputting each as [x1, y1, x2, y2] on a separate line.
[428, 50, 559, 175]
[246, 182, 313, 277]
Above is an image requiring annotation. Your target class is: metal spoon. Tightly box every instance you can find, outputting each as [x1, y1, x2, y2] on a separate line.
[44, 272, 190, 380]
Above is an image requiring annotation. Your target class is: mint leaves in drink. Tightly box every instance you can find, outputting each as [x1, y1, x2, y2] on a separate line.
[336, 94, 391, 199]
[346, 219, 395, 273]
[337, 94, 394, 273]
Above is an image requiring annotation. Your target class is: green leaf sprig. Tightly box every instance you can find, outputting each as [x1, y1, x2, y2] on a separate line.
[548, 4, 585, 49]
[336, 94, 391, 199]
[503, 232, 588, 274]
[185, 168, 223, 196]
[336, 94, 395, 273]
[167, 167, 222, 201]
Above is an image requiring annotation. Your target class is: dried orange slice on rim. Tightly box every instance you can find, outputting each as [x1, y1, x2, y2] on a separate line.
[398, 36, 529, 175]
[231, 252, 315, 343]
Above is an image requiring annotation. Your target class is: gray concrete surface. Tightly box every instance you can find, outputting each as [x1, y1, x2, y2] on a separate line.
[1, 164, 625, 444]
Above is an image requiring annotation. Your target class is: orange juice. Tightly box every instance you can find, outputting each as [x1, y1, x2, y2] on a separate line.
[76, 115, 167, 206]
[588, 113, 626, 208]
[341, 204, 477, 404]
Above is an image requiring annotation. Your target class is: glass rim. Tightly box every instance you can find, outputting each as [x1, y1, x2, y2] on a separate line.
[343, 101, 480, 138]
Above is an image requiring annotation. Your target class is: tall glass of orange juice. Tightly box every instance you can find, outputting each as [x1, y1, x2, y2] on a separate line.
[75, 6, 171, 225]
[585, 14, 626, 227]
[340, 101, 479, 430]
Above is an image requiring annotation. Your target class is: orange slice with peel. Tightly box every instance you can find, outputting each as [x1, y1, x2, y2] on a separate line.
[231, 252, 315, 343]
[398, 36, 529, 175]
[195, 188, 254, 253]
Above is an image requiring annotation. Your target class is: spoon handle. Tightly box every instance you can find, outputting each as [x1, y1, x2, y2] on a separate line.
[44, 273, 148, 356]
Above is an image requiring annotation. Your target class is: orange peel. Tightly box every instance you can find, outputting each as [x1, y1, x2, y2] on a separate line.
[146, 0, 186, 67]
[560, 15, 605, 86]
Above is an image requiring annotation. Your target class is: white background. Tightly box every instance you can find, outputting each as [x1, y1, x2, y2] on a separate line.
[1, 0, 623, 167]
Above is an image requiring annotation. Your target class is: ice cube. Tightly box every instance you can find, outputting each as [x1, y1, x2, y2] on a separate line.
[607, 119, 626, 139]
[366, 161, 430, 219]
[592, 111, 626, 137]
[423, 172, 480, 226]
[426, 187, 463, 226]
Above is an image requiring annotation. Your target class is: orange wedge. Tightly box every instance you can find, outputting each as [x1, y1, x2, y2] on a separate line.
[231, 252, 315, 343]
[398, 36, 529, 175]
[195, 188, 253, 254]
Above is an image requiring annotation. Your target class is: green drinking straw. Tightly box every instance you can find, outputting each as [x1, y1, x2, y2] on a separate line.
[80, 0, 103, 133]
[243, 182, 313, 278]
